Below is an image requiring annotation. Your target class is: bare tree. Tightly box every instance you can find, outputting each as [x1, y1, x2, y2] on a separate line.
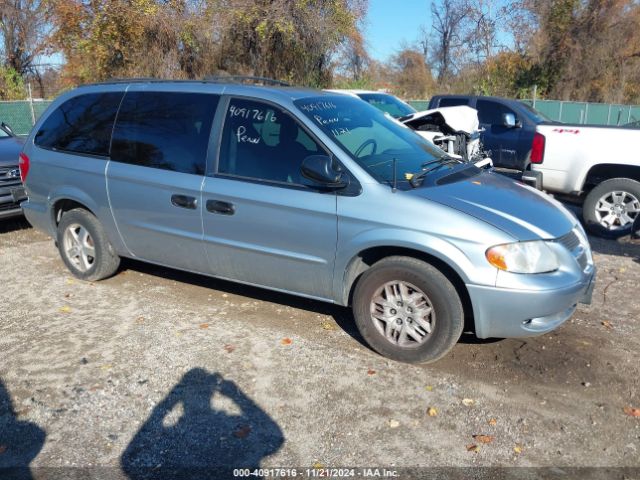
[430, 0, 471, 84]
[465, 0, 502, 64]
[0, 0, 49, 90]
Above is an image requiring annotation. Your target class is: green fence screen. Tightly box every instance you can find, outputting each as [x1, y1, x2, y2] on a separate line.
[0, 100, 53, 136]
[406, 98, 640, 126]
[3, 97, 640, 137]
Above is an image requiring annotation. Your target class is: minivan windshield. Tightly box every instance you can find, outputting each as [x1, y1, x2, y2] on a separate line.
[295, 96, 458, 188]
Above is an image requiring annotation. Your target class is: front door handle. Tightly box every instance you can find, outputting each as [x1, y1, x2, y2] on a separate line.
[206, 200, 235, 215]
[171, 194, 197, 210]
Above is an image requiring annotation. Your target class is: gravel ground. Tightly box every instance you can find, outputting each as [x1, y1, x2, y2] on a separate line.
[0, 216, 639, 479]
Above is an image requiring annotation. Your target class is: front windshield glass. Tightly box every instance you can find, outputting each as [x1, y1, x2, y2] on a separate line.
[356, 93, 416, 118]
[295, 95, 451, 188]
[519, 102, 551, 123]
[0, 127, 9, 138]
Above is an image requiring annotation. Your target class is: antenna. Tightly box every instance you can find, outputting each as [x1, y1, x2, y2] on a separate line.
[392, 158, 398, 193]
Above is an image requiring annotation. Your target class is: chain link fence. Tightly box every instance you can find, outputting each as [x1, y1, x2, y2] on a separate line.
[408, 99, 640, 126]
[3, 97, 640, 137]
[0, 99, 53, 136]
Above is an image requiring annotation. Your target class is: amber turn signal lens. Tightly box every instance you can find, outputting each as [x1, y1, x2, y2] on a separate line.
[486, 246, 508, 271]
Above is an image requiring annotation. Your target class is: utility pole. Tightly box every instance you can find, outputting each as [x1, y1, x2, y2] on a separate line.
[28, 83, 36, 125]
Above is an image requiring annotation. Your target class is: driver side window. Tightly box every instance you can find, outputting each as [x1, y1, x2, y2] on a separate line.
[218, 98, 324, 185]
[476, 100, 516, 126]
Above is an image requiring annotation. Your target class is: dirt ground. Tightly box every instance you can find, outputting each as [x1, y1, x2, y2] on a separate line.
[1, 214, 639, 479]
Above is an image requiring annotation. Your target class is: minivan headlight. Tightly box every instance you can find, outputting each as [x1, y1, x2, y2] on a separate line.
[486, 240, 559, 274]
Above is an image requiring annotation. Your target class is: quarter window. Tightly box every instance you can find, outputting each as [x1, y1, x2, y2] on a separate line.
[111, 92, 218, 175]
[35, 92, 124, 156]
[218, 98, 323, 184]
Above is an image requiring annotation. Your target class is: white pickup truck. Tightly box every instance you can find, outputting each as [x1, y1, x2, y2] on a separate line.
[522, 124, 640, 237]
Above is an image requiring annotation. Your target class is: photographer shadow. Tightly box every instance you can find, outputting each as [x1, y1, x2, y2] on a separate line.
[121, 368, 284, 480]
[0, 379, 46, 480]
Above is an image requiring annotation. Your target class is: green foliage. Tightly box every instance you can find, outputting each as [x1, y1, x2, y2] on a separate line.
[332, 76, 374, 90]
[0, 67, 27, 100]
[47, 0, 364, 88]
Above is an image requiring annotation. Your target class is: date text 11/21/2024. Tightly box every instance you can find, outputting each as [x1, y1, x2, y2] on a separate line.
[232, 468, 399, 478]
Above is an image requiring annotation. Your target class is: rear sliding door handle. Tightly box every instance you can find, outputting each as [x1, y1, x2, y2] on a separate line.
[206, 200, 235, 215]
[171, 194, 197, 210]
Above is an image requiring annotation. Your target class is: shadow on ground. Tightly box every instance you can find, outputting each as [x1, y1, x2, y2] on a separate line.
[0, 379, 46, 480]
[589, 235, 640, 260]
[119, 257, 369, 347]
[121, 368, 284, 479]
[0, 216, 31, 235]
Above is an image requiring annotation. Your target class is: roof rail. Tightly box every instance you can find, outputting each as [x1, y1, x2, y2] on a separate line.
[86, 77, 165, 86]
[109, 77, 159, 82]
[204, 75, 291, 87]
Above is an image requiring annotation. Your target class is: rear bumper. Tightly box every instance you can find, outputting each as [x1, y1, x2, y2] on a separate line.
[521, 169, 543, 190]
[468, 268, 596, 339]
[21, 199, 54, 236]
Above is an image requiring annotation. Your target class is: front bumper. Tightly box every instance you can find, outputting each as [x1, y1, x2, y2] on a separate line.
[0, 185, 26, 219]
[467, 267, 596, 339]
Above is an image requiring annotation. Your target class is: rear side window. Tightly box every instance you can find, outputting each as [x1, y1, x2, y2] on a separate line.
[438, 97, 469, 107]
[35, 92, 124, 156]
[111, 92, 219, 175]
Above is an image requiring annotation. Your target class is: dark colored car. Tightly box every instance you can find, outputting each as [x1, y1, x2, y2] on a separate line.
[428, 95, 553, 170]
[0, 123, 26, 219]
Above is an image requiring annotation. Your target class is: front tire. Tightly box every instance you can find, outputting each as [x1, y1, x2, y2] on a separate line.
[583, 178, 640, 238]
[56, 208, 120, 281]
[352, 256, 464, 364]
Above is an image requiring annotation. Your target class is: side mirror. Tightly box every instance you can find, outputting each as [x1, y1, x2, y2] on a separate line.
[502, 112, 519, 128]
[301, 155, 348, 188]
[1, 122, 15, 136]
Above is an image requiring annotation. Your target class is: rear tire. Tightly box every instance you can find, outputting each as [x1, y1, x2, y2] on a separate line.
[583, 178, 640, 238]
[352, 256, 464, 364]
[56, 208, 120, 281]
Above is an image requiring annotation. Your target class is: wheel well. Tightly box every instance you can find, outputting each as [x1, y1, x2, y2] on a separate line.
[52, 199, 94, 226]
[583, 164, 640, 190]
[344, 246, 475, 333]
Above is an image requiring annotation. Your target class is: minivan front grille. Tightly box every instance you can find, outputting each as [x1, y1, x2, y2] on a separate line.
[0, 166, 21, 186]
[555, 230, 581, 252]
[554, 229, 590, 272]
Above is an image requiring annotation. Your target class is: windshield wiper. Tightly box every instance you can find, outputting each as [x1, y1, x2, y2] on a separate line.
[409, 157, 464, 187]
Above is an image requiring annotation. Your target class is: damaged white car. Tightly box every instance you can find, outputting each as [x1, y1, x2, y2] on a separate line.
[327, 90, 491, 167]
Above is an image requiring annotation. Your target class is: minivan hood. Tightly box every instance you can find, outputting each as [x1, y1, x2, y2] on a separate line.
[0, 136, 24, 167]
[407, 170, 576, 240]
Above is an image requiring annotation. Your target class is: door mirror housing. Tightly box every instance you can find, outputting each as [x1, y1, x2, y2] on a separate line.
[301, 155, 348, 189]
[502, 112, 519, 128]
[1, 122, 15, 136]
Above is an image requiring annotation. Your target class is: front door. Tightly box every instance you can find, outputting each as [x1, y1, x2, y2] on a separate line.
[201, 97, 338, 299]
[475, 99, 523, 169]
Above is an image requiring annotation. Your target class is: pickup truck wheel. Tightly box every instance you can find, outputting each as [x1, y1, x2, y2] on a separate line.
[352, 256, 464, 364]
[56, 208, 120, 281]
[583, 178, 640, 238]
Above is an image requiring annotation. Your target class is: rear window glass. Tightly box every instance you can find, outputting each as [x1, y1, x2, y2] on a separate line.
[35, 92, 124, 156]
[438, 97, 469, 107]
[111, 92, 219, 175]
[357, 93, 416, 118]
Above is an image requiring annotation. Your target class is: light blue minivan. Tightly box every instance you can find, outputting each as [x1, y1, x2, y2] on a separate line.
[20, 79, 595, 363]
